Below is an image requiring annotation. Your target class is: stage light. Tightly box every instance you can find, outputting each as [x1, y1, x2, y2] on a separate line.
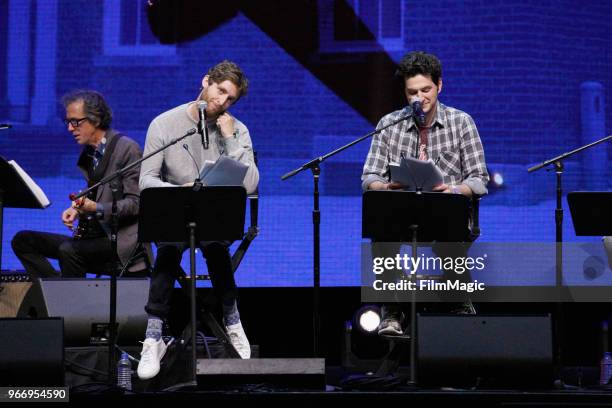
[354, 305, 381, 334]
[492, 171, 504, 187]
[341, 305, 388, 371]
[486, 167, 505, 194]
[342, 322, 389, 372]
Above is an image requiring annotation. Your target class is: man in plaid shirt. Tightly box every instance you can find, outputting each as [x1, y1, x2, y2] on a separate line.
[362, 51, 488, 195]
[362, 51, 489, 336]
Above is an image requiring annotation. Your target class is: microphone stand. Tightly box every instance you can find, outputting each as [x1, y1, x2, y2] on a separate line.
[182, 144, 203, 191]
[527, 133, 612, 382]
[70, 127, 197, 385]
[281, 110, 412, 357]
[0, 125, 9, 269]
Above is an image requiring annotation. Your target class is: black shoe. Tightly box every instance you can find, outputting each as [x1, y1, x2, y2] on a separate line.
[450, 300, 476, 315]
[377, 317, 403, 336]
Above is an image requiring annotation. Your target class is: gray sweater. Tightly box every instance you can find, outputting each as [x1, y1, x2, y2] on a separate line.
[140, 102, 259, 194]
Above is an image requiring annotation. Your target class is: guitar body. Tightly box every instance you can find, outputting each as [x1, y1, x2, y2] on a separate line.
[72, 190, 105, 240]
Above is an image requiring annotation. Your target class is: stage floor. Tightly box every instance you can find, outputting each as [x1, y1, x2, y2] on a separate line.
[63, 346, 612, 406]
[67, 378, 612, 407]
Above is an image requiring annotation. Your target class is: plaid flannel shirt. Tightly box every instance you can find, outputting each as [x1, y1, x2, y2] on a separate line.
[361, 102, 489, 195]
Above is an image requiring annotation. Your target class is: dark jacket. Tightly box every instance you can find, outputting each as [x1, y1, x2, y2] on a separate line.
[76, 129, 143, 270]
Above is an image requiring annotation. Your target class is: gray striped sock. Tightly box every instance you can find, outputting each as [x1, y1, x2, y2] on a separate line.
[145, 317, 163, 341]
[223, 299, 240, 326]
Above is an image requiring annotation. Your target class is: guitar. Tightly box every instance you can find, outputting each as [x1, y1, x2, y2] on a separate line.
[70, 192, 105, 240]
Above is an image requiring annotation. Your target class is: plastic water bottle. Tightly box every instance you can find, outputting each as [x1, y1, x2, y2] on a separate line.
[600, 351, 612, 386]
[117, 352, 132, 391]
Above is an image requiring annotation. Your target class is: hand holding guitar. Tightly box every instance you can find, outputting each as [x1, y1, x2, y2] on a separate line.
[64, 196, 97, 234]
[72, 197, 97, 213]
[62, 206, 79, 230]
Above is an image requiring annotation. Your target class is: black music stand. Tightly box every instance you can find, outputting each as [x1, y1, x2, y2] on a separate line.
[567, 192, 612, 237]
[138, 186, 246, 384]
[362, 190, 473, 385]
[0, 157, 50, 270]
[568, 191, 612, 388]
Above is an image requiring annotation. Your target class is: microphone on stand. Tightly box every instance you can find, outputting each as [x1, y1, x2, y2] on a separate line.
[410, 97, 426, 126]
[183, 144, 203, 191]
[197, 101, 209, 149]
[400, 105, 413, 119]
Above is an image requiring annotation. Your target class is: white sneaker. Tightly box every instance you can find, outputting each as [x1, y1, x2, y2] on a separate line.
[225, 321, 251, 359]
[137, 337, 170, 380]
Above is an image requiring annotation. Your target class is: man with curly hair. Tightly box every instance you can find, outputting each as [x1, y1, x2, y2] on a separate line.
[362, 51, 489, 335]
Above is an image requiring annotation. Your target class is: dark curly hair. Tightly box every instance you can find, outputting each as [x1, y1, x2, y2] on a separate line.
[206, 60, 249, 100]
[62, 90, 113, 130]
[395, 51, 442, 86]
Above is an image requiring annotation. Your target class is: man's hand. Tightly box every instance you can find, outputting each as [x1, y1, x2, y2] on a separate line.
[433, 183, 472, 197]
[216, 112, 235, 138]
[432, 183, 451, 193]
[368, 181, 405, 190]
[62, 207, 79, 230]
[73, 197, 97, 213]
[387, 182, 404, 190]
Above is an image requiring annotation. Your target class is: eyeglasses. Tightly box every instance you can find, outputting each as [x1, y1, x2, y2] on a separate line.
[63, 117, 88, 127]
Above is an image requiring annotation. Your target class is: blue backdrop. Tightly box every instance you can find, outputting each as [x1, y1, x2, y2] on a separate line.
[0, 0, 610, 287]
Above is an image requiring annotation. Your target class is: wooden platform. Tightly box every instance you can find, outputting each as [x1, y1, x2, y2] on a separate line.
[196, 358, 326, 389]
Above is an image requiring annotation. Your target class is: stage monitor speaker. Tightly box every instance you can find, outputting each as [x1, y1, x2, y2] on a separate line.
[0, 282, 32, 317]
[0, 318, 64, 386]
[417, 314, 553, 388]
[17, 278, 149, 346]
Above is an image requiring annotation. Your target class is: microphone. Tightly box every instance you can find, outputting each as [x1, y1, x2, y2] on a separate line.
[182, 144, 202, 190]
[410, 97, 426, 126]
[0, 124, 12, 130]
[197, 101, 209, 149]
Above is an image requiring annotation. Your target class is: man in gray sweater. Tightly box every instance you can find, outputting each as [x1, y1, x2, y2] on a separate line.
[137, 61, 259, 380]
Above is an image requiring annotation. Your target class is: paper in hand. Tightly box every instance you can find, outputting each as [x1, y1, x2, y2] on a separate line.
[200, 155, 248, 186]
[389, 156, 444, 191]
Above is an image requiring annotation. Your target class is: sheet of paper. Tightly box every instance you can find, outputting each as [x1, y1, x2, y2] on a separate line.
[200, 155, 248, 187]
[8, 160, 51, 208]
[389, 156, 444, 192]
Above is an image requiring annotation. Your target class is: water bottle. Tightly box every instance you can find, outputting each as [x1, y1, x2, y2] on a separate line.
[600, 351, 612, 386]
[117, 352, 132, 391]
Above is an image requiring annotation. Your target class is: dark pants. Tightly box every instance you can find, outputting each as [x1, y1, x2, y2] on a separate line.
[145, 241, 236, 319]
[11, 230, 114, 278]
